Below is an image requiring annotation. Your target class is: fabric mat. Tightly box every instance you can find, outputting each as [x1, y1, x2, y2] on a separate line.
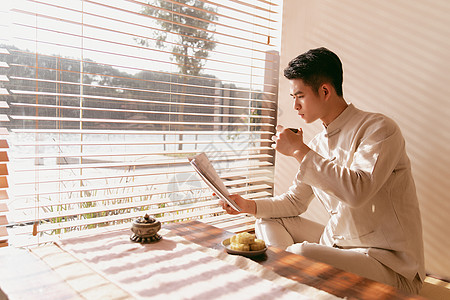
[35, 228, 342, 300]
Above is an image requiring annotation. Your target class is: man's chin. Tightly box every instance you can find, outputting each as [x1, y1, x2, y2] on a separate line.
[302, 118, 318, 124]
[302, 117, 312, 124]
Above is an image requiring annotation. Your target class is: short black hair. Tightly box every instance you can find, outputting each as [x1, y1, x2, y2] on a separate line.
[283, 47, 343, 96]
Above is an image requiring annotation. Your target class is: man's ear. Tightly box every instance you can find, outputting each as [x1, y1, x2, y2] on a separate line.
[321, 84, 331, 99]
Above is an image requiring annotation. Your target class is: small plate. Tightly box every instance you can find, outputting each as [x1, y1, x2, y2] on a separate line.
[222, 238, 267, 257]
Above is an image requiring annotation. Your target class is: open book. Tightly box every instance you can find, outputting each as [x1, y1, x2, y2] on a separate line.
[188, 152, 242, 212]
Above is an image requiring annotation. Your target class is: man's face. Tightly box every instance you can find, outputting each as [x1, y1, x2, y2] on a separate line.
[288, 78, 325, 124]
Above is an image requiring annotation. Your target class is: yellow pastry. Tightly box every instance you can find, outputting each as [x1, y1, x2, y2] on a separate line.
[228, 232, 265, 251]
[233, 232, 255, 244]
[230, 242, 250, 251]
[250, 239, 266, 251]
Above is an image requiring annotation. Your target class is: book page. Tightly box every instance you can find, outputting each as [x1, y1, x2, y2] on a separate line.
[188, 152, 242, 212]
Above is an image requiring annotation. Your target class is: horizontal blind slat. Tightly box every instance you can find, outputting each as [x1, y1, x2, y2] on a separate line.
[11, 129, 274, 135]
[11, 103, 275, 120]
[14, 161, 270, 186]
[10, 76, 277, 97]
[13, 138, 272, 147]
[12, 157, 273, 173]
[10, 90, 276, 111]
[11, 147, 272, 160]
[10, 115, 275, 128]
[13, 173, 273, 198]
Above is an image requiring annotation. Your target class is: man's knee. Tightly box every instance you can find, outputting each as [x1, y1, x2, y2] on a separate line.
[286, 241, 317, 257]
[254, 218, 294, 248]
[255, 217, 284, 236]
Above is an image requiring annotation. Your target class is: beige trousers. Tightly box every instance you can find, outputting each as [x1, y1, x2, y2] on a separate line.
[254, 216, 422, 294]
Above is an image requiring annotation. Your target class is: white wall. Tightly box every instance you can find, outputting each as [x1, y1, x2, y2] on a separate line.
[275, 0, 450, 279]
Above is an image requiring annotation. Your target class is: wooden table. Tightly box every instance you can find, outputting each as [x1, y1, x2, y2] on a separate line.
[0, 220, 425, 300]
[165, 220, 425, 300]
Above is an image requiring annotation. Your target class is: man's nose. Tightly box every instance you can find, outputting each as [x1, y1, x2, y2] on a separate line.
[293, 99, 301, 110]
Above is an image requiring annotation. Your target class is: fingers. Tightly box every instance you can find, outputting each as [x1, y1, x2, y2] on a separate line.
[271, 126, 301, 144]
[217, 198, 238, 215]
[271, 130, 279, 149]
[217, 198, 231, 211]
[271, 140, 277, 149]
[271, 134, 277, 143]
[221, 202, 237, 214]
[224, 204, 234, 214]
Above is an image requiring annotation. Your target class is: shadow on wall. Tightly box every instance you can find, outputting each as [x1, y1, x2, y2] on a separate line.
[278, 0, 450, 280]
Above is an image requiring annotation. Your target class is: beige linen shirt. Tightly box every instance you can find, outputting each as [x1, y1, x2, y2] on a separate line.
[255, 104, 425, 282]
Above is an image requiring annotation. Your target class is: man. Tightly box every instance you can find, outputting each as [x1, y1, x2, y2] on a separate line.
[219, 47, 425, 294]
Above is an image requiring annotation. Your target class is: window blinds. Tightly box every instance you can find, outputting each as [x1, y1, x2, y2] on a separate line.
[0, 0, 280, 247]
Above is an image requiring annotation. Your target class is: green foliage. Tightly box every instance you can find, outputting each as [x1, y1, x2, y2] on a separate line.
[139, 0, 218, 76]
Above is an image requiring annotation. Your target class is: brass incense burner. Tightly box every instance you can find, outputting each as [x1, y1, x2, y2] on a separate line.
[130, 214, 162, 243]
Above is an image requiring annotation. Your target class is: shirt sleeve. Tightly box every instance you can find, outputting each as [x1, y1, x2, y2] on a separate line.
[297, 117, 405, 208]
[254, 176, 315, 218]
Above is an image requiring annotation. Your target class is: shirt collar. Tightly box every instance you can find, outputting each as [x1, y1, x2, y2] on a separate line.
[322, 103, 356, 137]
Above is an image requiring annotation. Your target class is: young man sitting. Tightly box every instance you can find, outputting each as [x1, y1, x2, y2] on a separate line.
[219, 47, 424, 294]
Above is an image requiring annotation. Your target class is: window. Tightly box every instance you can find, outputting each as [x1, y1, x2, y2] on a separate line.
[0, 0, 280, 246]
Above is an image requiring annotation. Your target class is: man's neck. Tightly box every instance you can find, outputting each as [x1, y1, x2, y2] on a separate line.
[322, 98, 348, 126]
